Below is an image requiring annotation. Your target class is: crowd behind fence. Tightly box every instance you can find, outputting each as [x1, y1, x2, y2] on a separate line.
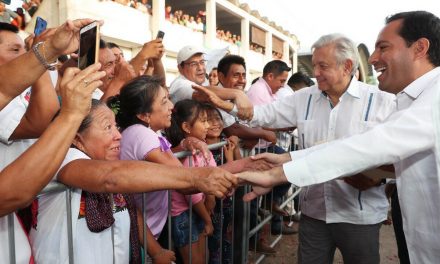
[6, 134, 301, 264]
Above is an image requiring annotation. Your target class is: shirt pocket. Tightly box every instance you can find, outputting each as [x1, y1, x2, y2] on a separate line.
[296, 120, 323, 149]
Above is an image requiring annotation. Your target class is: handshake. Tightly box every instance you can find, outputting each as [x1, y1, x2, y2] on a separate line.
[202, 152, 290, 201]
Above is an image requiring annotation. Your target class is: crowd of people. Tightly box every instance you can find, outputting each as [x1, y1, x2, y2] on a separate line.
[112, 0, 152, 15]
[0, 0, 42, 29]
[1, 8, 440, 264]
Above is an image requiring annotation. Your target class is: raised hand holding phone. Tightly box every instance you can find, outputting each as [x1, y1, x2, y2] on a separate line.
[78, 21, 100, 70]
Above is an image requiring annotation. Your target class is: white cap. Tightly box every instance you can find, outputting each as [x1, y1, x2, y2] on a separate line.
[177, 45, 205, 65]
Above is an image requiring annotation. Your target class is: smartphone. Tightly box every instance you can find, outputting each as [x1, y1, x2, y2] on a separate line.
[156, 30, 165, 39]
[78, 21, 100, 70]
[34, 17, 47, 37]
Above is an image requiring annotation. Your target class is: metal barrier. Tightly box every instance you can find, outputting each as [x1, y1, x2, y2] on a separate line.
[5, 137, 301, 264]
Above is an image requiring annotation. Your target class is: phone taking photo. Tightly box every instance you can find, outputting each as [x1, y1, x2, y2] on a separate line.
[156, 30, 165, 39]
[34, 17, 47, 37]
[78, 21, 100, 70]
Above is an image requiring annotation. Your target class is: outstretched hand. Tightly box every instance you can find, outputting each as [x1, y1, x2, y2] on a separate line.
[237, 166, 288, 201]
[194, 167, 238, 198]
[250, 152, 291, 167]
[192, 84, 233, 110]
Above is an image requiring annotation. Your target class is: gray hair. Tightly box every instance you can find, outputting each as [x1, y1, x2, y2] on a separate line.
[312, 33, 359, 76]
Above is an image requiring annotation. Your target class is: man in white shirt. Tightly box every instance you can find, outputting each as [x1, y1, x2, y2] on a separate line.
[240, 34, 396, 263]
[169, 45, 253, 121]
[240, 11, 440, 263]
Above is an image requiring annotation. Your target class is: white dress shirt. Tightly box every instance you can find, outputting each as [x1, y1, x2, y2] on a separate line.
[282, 67, 440, 263]
[251, 78, 396, 224]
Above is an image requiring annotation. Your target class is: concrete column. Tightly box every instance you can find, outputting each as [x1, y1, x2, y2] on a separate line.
[265, 31, 272, 62]
[283, 41, 289, 64]
[152, 0, 165, 36]
[240, 18, 249, 58]
[205, 0, 217, 48]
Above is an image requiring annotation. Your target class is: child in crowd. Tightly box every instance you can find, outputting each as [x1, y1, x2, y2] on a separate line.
[204, 104, 241, 264]
[166, 99, 215, 264]
[112, 76, 177, 263]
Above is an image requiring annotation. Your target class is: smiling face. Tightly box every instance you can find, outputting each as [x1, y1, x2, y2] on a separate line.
[99, 47, 116, 90]
[312, 43, 351, 93]
[368, 19, 416, 94]
[74, 105, 121, 161]
[206, 109, 224, 139]
[219, 63, 247, 90]
[183, 110, 209, 141]
[144, 87, 174, 132]
[179, 53, 206, 85]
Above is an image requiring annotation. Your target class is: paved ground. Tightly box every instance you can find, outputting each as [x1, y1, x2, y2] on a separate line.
[248, 221, 399, 264]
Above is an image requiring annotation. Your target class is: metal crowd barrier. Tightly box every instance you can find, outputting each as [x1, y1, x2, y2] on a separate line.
[5, 134, 301, 264]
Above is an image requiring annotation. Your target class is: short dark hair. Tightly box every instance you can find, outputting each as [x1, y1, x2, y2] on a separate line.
[99, 39, 108, 49]
[107, 42, 121, 50]
[0, 22, 19, 43]
[386, 11, 440, 66]
[217, 55, 246, 77]
[263, 60, 291, 78]
[287, 72, 314, 87]
[165, 99, 205, 148]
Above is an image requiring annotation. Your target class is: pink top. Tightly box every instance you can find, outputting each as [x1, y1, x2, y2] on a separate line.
[171, 151, 217, 216]
[246, 77, 277, 148]
[246, 77, 277, 105]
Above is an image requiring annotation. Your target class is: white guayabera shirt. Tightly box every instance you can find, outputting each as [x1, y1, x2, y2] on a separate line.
[283, 67, 440, 263]
[249, 78, 396, 225]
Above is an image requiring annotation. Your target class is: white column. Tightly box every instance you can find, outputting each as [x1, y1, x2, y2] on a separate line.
[283, 41, 289, 64]
[205, 0, 217, 48]
[152, 0, 165, 37]
[240, 18, 249, 57]
[265, 31, 272, 62]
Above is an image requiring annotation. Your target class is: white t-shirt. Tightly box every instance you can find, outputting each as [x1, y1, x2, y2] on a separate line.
[0, 214, 32, 264]
[0, 88, 34, 264]
[30, 148, 131, 264]
[169, 75, 209, 103]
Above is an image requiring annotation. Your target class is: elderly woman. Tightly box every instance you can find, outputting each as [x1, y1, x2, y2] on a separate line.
[29, 99, 237, 264]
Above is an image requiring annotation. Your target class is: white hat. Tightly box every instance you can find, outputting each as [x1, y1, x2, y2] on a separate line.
[177, 45, 205, 65]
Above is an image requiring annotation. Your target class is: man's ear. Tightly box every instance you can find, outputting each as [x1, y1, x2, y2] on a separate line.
[218, 71, 226, 85]
[344, 59, 354, 76]
[413, 38, 430, 59]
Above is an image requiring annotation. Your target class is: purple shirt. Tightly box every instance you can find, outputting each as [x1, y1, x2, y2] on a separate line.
[120, 124, 170, 239]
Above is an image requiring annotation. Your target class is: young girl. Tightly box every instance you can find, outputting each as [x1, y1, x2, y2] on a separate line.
[204, 104, 241, 264]
[166, 99, 216, 264]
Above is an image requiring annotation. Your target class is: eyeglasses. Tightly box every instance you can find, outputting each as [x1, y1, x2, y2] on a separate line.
[184, 59, 207, 68]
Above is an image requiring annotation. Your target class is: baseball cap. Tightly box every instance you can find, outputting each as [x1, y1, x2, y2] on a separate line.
[177, 45, 205, 65]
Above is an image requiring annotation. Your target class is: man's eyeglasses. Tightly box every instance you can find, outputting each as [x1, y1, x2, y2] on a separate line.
[184, 59, 207, 68]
